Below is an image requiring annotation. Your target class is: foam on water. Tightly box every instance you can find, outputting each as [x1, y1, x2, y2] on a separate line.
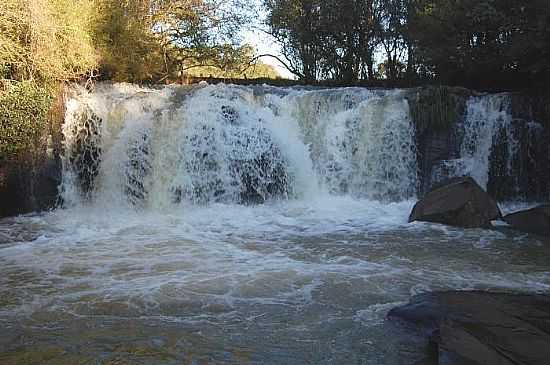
[1, 83, 549, 363]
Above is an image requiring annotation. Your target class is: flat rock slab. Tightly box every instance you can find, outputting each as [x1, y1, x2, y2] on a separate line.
[504, 205, 550, 237]
[388, 291, 550, 365]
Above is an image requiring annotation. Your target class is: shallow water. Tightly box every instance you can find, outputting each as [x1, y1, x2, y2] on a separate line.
[1, 199, 549, 364]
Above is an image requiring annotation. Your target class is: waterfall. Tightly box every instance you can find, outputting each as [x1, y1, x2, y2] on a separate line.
[432, 94, 514, 189]
[62, 84, 546, 207]
[61, 84, 418, 208]
[281, 88, 417, 200]
[431, 93, 544, 199]
[460, 94, 515, 189]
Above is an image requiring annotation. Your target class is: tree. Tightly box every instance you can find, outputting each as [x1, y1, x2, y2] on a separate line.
[410, 0, 550, 89]
[0, 0, 98, 83]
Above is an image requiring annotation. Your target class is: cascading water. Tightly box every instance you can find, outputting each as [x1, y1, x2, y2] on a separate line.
[284, 88, 417, 200]
[431, 93, 544, 199]
[459, 94, 514, 189]
[61, 84, 418, 208]
[1, 83, 549, 364]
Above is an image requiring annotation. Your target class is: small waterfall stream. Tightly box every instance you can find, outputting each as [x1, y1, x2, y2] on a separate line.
[430, 93, 544, 199]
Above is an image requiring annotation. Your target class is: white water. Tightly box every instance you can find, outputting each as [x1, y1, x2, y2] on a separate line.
[459, 94, 514, 188]
[61, 84, 417, 209]
[1, 84, 549, 364]
[433, 94, 543, 194]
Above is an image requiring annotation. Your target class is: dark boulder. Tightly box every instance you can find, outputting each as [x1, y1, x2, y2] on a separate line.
[503, 205, 550, 236]
[409, 177, 501, 228]
[388, 291, 550, 365]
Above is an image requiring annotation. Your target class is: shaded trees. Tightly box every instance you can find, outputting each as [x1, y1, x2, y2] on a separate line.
[264, 0, 322, 81]
[410, 0, 550, 89]
[265, 0, 383, 82]
[264, 0, 550, 89]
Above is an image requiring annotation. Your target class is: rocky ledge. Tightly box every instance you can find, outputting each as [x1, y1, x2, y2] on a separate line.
[388, 291, 550, 365]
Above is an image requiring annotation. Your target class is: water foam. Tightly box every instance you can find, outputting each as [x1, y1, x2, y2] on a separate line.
[61, 84, 418, 209]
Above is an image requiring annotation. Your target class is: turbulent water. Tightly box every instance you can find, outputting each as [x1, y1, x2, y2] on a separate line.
[61, 84, 417, 207]
[0, 83, 549, 364]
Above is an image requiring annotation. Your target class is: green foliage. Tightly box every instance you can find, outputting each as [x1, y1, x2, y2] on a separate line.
[265, 0, 550, 88]
[185, 45, 281, 79]
[0, 0, 96, 161]
[186, 62, 280, 79]
[91, 0, 271, 83]
[0, 0, 98, 83]
[92, 0, 165, 83]
[0, 81, 52, 160]
[410, 0, 550, 88]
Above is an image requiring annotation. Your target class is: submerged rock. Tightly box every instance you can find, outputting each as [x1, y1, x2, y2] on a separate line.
[504, 205, 550, 236]
[409, 177, 501, 228]
[388, 291, 550, 365]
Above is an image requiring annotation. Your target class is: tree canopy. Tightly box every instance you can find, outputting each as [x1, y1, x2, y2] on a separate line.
[0, 0, 280, 86]
[0, 0, 278, 160]
[264, 0, 550, 90]
[1, 0, 548, 89]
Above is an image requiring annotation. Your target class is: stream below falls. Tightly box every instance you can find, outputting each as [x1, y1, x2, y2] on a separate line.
[0, 83, 549, 364]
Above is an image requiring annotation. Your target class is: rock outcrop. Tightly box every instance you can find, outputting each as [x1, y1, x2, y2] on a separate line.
[409, 177, 502, 228]
[504, 205, 550, 236]
[388, 291, 550, 365]
[0, 153, 62, 218]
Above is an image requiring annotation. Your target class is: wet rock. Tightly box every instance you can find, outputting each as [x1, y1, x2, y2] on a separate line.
[67, 108, 102, 198]
[407, 86, 468, 196]
[409, 177, 501, 228]
[125, 132, 152, 206]
[0, 154, 62, 218]
[388, 291, 550, 365]
[503, 205, 550, 236]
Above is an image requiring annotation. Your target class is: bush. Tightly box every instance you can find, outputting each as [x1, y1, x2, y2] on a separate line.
[0, 81, 52, 160]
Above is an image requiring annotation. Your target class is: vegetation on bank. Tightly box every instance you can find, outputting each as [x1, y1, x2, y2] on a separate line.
[0, 0, 278, 161]
[0, 81, 52, 160]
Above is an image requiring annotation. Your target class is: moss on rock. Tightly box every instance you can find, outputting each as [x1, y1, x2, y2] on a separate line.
[407, 86, 470, 135]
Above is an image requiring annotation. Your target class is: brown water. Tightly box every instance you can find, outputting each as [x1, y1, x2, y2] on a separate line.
[0, 199, 549, 364]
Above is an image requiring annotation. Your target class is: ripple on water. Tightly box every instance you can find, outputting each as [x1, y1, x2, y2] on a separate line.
[0, 199, 549, 363]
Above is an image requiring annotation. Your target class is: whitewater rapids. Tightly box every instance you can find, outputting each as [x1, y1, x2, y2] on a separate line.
[0, 83, 548, 364]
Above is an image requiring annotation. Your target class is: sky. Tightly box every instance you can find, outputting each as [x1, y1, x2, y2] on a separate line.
[240, 7, 296, 79]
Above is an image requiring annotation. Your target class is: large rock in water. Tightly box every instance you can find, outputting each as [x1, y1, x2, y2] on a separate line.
[388, 291, 550, 365]
[503, 205, 550, 236]
[409, 177, 501, 228]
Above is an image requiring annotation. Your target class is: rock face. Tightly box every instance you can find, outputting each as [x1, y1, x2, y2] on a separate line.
[407, 86, 469, 196]
[0, 153, 62, 218]
[408, 88, 550, 201]
[388, 291, 550, 365]
[409, 177, 502, 228]
[504, 205, 550, 236]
